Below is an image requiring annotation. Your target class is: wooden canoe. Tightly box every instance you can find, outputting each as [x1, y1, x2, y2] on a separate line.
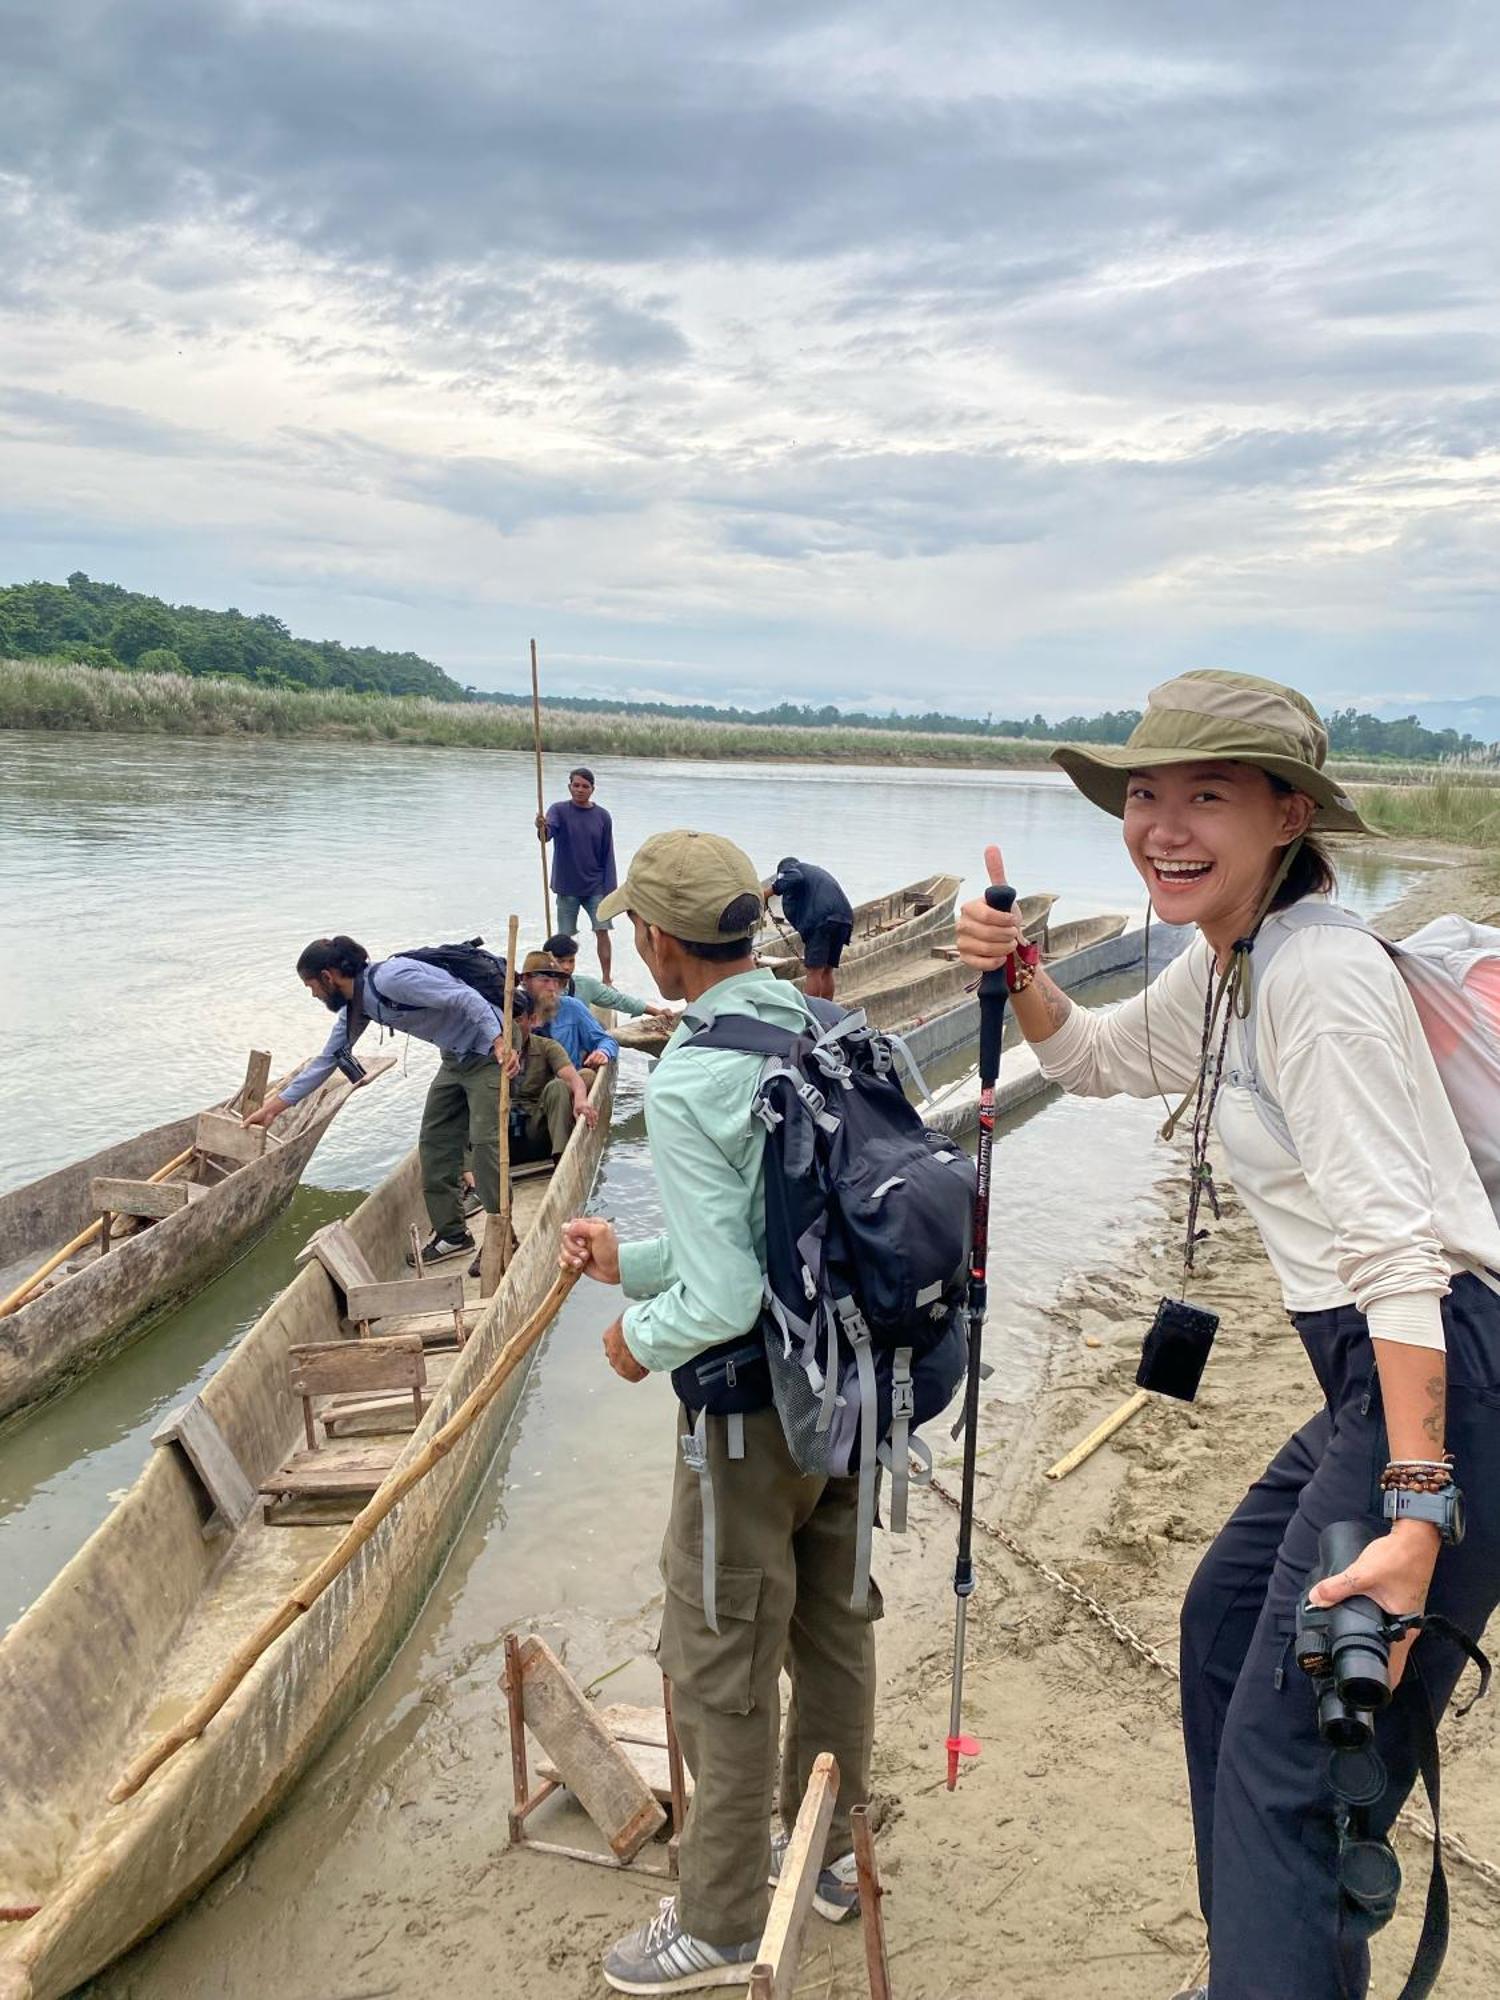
[0, 1061, 613, 2000]
[0, 1058, 394, 1428]
[758, 872, 961, 986]
[1038, 913, 1128, 961]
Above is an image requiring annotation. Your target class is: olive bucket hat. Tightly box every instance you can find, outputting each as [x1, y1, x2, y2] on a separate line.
[1050, 668, 1376, 836]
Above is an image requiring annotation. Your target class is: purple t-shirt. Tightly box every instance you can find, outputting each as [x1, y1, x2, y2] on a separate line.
[546, 800, 618, 899]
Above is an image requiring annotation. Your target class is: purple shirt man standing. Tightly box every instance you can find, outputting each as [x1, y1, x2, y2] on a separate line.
[536, 765, 619, 980]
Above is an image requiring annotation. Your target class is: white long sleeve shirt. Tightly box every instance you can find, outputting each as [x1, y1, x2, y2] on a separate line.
[1035, 910, 1500, 1350]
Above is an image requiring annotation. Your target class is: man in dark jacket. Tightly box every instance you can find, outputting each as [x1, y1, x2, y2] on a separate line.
[767, 857, 854, 1000]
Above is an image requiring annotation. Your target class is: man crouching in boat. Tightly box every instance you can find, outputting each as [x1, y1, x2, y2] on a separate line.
[560, 831, 875, 1995]
[248, 935, 592, 1265]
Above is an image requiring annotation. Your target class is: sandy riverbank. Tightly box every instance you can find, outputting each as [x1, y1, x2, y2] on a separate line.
[95, 845, 1500, 2000]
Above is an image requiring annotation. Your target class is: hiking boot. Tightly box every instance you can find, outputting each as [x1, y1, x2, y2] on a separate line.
[768, 1829, 859, 1922]
[601, 1898, 758, 1993]
[405, 1230, 474, 1267]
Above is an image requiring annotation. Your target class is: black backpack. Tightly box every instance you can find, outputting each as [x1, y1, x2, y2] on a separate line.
[675, 998, 974, 1611]
[349, 939, 510, 1049]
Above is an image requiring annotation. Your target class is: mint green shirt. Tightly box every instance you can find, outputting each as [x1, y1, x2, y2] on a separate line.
[571, 971, 649, 1018]
[618, 968, 819, 1372]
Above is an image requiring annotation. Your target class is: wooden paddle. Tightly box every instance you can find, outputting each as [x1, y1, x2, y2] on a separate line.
[109, 1266, 581, 1803]
[480, 915, 521, 1297]
[531, 638, 552, 934]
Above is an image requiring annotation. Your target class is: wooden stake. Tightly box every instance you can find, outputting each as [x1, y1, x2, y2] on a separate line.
[1044, 1388, 1150, 1481]
[109, 1268, 580, 1803]
[481, 915, 521, 1298]
[531, 638, 552, 935]
[237, 1049, 273, 1116]
[751, 1752, 839, 1999]
[851, 1804, 892, 2000]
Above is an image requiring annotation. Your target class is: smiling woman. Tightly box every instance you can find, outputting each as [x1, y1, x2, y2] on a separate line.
[957, 667, 1500, 2000]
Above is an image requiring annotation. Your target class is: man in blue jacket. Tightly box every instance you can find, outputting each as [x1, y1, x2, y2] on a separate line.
[522, 950, 620, 1069]
[767, 857, 855, 1001]
[249, 935, 594, 1263]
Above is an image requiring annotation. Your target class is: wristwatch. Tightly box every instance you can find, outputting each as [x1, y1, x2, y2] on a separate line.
[1383, 1484, 1466, 1546]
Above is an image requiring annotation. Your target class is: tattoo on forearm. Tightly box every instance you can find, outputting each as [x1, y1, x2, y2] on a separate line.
[1037, 973, 1072, 1035]
[1422, 1372, 1447, 1449]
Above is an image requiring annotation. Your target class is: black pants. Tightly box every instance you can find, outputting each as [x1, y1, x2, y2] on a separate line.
[1180, 1273, 1500, 2000]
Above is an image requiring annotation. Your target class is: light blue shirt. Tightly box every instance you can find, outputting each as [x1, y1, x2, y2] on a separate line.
[282, 958, 504, 1105]
[537, 993, 620, 1067]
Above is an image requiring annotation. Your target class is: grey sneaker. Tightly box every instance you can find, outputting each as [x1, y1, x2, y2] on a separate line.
[602, 1897, 759, 1993]
[405, 1229, 474, 1267]
[768, 1829, 859, 1922]
[1170, 1988, 1207, 1999]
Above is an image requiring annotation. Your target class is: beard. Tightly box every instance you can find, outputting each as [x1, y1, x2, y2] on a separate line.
[319, 984, 343, 1013]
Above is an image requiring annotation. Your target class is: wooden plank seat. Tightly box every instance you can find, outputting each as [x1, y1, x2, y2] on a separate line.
[262, 1334, 426, 1523]
[296, 1220, 469, 1346]
[194, 1112, 268, 1168]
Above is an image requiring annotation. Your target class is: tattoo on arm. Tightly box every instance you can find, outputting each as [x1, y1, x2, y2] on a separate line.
[1036, 971, 1072, 1035]
[1422, 1372, 1447, 1450]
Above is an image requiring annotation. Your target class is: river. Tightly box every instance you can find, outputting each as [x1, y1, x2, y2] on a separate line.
[0, 729, 1430, 1996]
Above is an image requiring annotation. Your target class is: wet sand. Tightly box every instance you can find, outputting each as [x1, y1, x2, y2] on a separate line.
[94, 845, 1500, 2000]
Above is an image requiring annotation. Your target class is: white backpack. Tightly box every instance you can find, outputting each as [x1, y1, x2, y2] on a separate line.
[1234, 903, 1500, 1224]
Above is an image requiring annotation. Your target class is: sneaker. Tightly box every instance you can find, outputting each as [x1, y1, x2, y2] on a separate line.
[768, 1829, 859, 1922]
[405, 1230, 475, 1267]
[460, 1184, 484, 1218]
[602, 1898, 758, 1993]
[1170, 1989, 1207, 1999]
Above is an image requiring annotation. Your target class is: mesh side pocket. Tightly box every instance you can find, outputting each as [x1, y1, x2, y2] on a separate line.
[764, 1329, 837, 1477]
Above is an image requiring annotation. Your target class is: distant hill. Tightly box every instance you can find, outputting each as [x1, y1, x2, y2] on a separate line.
[0, 574, 466, 701]
[1386, 696, 1500, 744]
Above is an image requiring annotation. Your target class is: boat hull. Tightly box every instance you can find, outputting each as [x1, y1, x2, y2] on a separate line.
[0, 1075, 365, 1426]
[0, 1068, 612, 2000]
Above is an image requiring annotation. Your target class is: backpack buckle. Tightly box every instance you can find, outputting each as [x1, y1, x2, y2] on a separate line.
[679, 1428, 707, 1473]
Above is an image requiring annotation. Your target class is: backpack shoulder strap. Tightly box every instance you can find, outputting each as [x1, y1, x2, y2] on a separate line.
[681, 1014, 807, 1057]
[1237, 903, 1376, 1156]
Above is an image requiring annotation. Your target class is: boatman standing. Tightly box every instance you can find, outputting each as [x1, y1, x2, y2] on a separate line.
[560, 831, 876, 1994]
[248, 935, 592, 1266]
[766, 856, 854, 1001]
[536, 765, 618, 983]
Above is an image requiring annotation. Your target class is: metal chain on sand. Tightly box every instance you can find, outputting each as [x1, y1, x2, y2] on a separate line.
[926, 1474, 1500, 1898]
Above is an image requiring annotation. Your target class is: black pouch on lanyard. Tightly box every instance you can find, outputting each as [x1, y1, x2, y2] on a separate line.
[1136, 1296, 1220, 1402]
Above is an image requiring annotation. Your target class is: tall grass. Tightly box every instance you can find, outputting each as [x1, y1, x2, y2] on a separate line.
[1354, 780, 1500, 847]
[0, 657, 1068, 766]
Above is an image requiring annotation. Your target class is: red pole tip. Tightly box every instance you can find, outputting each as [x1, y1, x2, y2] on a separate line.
[944, 1734, 981, 1791]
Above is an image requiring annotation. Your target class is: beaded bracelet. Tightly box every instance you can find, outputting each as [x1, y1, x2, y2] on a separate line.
[1380, 1456, 1455, 1495]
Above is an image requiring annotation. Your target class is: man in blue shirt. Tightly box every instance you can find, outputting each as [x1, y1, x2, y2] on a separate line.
[767, 857, 855, 1001]
[522, 951, 620, 1068]
[248, 935, 594, 1263]
[536, 766, 619, 981]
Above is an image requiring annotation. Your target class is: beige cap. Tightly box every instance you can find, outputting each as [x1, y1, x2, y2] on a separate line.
[597, 829, 764, 943]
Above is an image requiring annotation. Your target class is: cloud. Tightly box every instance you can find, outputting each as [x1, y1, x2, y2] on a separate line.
[1, 1, 1499, 710]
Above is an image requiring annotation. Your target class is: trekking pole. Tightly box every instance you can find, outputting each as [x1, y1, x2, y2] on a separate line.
[946, 879, 1016, 1791]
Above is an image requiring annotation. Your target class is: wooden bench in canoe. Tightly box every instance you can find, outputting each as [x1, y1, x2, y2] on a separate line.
[0, 1053, 394, 1428]
[0, 1056, 613, 2000]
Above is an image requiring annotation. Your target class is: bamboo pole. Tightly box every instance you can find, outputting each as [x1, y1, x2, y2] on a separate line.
[480, 915, 521, 1297]
[1043, 1388, 1150, 1481]
[531, 638, 552, 935]
[0, 1062, 304, 1319]
[109, 1267, 581, 1804]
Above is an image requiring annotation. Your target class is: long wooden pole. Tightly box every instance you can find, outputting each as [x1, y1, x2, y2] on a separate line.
[480, 915, 521, 1297]
[531, 638, 552, 935]
[1043, 1388, 1150, 1481]
[110, 1267, 581, 1803]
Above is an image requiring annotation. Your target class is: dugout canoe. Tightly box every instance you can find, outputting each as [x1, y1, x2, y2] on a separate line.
[0, 1058, 394, 1428]
[758, 871, 961, 985]
[0, 1060, 614, 2000]
[1039, 913, 1128, 960]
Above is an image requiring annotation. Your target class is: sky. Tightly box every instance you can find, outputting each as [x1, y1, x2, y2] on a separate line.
[2, 1, 1498, 716]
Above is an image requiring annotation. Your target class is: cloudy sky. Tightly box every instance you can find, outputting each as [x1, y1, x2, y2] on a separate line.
[3, 2, 1498, 714]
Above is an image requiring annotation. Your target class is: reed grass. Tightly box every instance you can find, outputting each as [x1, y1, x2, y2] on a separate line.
[1353, 780, 1500, 847]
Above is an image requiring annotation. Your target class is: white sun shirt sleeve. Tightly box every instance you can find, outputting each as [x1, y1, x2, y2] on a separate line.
[1033, 938, 1211, 1101]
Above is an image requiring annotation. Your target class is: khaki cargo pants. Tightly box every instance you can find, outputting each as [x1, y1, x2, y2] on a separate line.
[657, 1405, 880, 1945]
[418, 1051, 501, 1238]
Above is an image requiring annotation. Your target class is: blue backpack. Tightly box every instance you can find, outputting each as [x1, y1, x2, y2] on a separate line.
[674, 999, 974, 1616]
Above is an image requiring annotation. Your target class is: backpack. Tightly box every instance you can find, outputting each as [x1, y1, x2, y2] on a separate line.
[675, 997, 975, 1617]
[1235, 904, 1500, 1222]
[354, 938, 511, 1044]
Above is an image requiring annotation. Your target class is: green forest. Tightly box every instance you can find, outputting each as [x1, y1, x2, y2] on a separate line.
[1, 574, 1489, 763]
[0, 574, 465, 700]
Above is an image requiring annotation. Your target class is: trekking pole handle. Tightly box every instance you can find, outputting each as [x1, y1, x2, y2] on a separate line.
[977, 884, 1016, 1082]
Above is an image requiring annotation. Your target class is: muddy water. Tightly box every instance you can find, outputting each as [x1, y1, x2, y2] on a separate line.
[0, 730, 1431, 1995]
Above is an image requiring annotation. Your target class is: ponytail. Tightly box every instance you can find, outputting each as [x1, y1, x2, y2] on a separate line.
[296, 935, 370, 980]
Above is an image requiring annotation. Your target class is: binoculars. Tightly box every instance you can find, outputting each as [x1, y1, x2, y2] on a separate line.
[1295, 1518, 1396, 1750]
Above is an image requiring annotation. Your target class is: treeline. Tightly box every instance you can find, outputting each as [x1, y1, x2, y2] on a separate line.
[0, 575, 465, 701]
[477, 690, 1489, 761]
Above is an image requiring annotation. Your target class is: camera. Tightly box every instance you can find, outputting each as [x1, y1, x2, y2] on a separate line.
[1295, 1519, 1394, 1748]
